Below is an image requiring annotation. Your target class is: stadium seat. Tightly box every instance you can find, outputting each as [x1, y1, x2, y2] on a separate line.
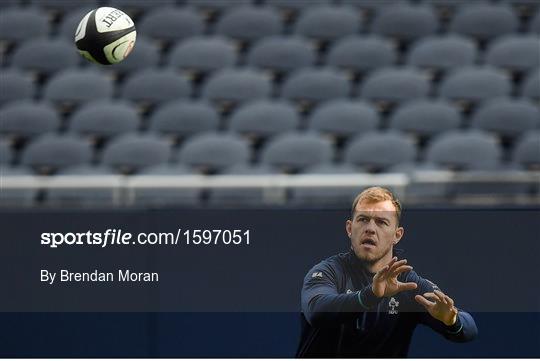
[168, 36, 237, 75]
[59, 165, 116, 174]
[43, 69, 114, 106]
[215, 6, 283, 43]
[344, 131, 417, 171]
[0, 8, 50, 43]
[439, 67, 512, 104]
[302, 163, 360, 174]
[418, 0, 469, 7]
[138, 7, 204, 44]
[502, 0, 540, 10]
[201, 68, 272, 108]
[340, 0, 400, 11]
[0, 100, 60, 139]
[389, 161, 448, 201]
[471, 97, 540, 138]
[228, 100, 299, 140]
[10, 38, 80, 75]
[389, 161, 442, 173]
[485, 35, 540, 73]
[388, 99, 461, 138]
[0, 140, 12, 164]
[113, 37, 160, 74]
[425, 130, 502, 170]
[185, 0, 252, 13]
[45, 164, 119, 207]
[407, 35, 477, 72]
[0, 0, 23, 8]
[29, 0, 98, 14]
[419, 0, 470, 23]
[327, 35, 397, 74]
[294, 6, 361, 43]
[265, 0, 331, 12]
[308, 99, 379, 139]
[177, 132, 250, 172]
[69, 100, 140, 139]
[0, 166, 37, 207]
[107, 0, 177, 13]
[370, 4, 438, 42]
[121, 68, 191, 105]
[20, 133, 93, 172]
[208, 164, 279, 206]
[530, 8, 540, 33]
[138, 164, 196, 175]
[291, 163, 361, 206]
[0, 70, 34, 106]
[57, 7, 95, 40]
[359, 68, 430, 105]
[130, 164, 202, 207]
[281, 67, 350, 107]
[521, 68, 540, 100]
[101, 133, 171, 173]
[129, 164, 201, 207]
[247, 36, 316, 74]
[149, 100, 219, 141]
[512, 131, 540, 169]
[260, 132, 333, 172]
[449, 4, 518, 41]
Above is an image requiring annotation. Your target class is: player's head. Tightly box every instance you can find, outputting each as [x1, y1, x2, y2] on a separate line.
[346, 187, 404, 264]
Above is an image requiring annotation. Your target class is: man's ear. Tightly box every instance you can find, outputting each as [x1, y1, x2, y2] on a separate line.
[345, 220, 352, 238]
[394, 226, 404, 245]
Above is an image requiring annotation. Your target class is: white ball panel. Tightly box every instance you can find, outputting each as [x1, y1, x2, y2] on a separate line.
[75, 11, 92, 42]
[94, 7, 134, 33]
[103, 31, 137, 64]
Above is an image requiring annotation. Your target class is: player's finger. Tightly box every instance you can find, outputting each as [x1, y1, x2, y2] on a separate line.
[444, 295, 454, 307]
[423, 292, 443, 303]
[373, 264, 389, 280]
[376, 257, 397, 279]
[414, 294, 435, 308]
[388, 259, 407, 274]
[434, 290, 448, 304]
[386, 256, 398, 269]
[397, 282, 417, 292]
[390, 265, 412, 278]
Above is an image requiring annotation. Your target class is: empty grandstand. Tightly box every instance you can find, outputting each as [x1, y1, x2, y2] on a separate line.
[0, 0, 539, 207]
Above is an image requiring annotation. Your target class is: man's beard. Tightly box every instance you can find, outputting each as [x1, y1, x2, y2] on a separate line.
[353, 243, 392, 264]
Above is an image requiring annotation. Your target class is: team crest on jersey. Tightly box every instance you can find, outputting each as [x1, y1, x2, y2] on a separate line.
[388, 297, 399, 314]
[311, 271, 323, 279]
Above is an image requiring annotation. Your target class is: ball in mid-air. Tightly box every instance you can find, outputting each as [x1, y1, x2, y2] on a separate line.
[75, 7, 136, 65]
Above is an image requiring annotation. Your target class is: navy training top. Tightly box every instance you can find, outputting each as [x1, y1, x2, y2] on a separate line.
[297, 250, 478, 357]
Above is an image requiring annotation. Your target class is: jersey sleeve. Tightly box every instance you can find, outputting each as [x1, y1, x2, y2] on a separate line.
[405, 270, 478, 342]
[301, 260, 379, 328]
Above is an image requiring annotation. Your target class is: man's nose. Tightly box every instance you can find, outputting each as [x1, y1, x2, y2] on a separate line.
[364, 220, 376, 234]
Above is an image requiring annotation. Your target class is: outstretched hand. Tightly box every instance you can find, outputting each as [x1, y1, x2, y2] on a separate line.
[371, 257, 418, 298]
[415, 289, 458, 326]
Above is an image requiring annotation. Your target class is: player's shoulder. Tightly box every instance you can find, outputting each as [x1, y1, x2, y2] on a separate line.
[305, 253, 347, 279]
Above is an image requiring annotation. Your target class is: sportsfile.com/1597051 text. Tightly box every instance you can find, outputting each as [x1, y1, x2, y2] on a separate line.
[40, 229, 251, 248]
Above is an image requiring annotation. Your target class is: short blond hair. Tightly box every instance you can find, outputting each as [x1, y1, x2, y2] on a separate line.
[350, 186, 402, 224]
